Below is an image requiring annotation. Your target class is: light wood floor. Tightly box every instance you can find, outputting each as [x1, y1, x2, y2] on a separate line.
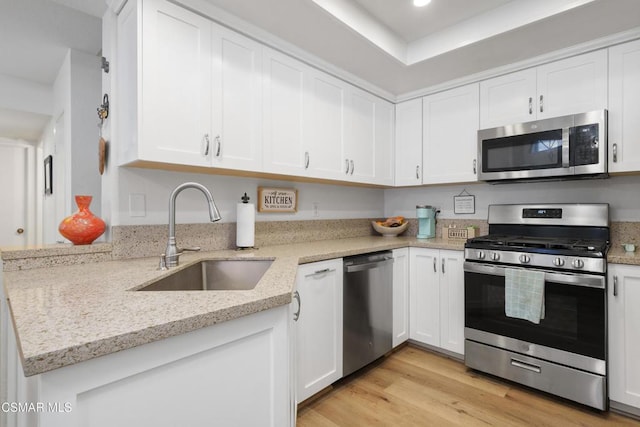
[297, 345, 640, 426]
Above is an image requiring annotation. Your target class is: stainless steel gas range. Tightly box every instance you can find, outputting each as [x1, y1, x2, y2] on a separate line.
[463, 203, 610, 410]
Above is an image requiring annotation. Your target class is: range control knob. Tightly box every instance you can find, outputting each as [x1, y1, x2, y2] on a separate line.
[553, 257, 565, 267]
[490, 252, 500, 261]
[519, 254, 531, 264]
[572, 259, 585, 269]
[476, 251, 485, 260]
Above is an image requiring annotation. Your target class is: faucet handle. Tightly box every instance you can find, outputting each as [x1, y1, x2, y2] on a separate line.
[158, 254, 168, 271]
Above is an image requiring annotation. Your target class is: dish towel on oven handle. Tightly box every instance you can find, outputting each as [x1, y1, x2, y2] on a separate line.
[505, 268, 545, 324]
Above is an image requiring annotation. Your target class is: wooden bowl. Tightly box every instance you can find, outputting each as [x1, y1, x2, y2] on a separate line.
[372, 221, 409, 237]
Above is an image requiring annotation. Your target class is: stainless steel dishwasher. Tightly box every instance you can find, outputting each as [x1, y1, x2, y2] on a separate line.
[343, 251, 394, 377]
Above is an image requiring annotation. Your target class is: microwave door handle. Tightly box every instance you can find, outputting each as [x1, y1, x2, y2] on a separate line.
[562, 127, 570, 168]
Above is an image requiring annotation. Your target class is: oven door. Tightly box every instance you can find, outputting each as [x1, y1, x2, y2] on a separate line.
[464, 262, 606, 370]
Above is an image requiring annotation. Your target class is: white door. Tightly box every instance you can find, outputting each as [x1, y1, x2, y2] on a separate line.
[423, 83, 479, 184]
[306, 70, 347, 181]
[609, 39, 640, 173]
[296, 259, 343, 403]
[394, 99, 423, 186]
[536, 49, 607, 119]
[211, 24, 263, 171]
[608, 264, 640, 408]
[373, 98, 395, 186]
[0, 144, 28, 247]
[409, 248, 440, 346]
[438, 250, 465, 355]
[479, 68, 536, 129]
[262, 48, 309, 176]
[346, 88, 376, 183]
[141, 0, 212, 166]
[392, 248, 409, 347]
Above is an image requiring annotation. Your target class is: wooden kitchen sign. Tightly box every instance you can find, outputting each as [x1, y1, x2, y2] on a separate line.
[258, 187, 298, 213]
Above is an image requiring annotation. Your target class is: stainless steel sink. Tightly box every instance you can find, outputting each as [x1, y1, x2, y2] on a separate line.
[137, 259, 273, 291]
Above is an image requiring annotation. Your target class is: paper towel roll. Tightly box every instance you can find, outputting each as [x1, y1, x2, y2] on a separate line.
[236, 202, 255, 248]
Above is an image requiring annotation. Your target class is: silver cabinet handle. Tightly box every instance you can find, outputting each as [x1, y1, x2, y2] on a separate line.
[293, 291, 301, 321]
[528, 97, 533, 115]
[304, 151, 310, 169]
[613, 143, 618, 163]
[345, 159, 350, 174]
[442, 258, 445, 274]
[416, 165, 420, 180]
[215, 135, 221, 157]
[539, 95, 544, 113]
[350, 159, 354, 175]
[613, 275, 618, 297]
[473, 159, 477, 175]
[202, 134, 210, 156]
[433, 257, 437, 273]
[305, 268, 334, 277]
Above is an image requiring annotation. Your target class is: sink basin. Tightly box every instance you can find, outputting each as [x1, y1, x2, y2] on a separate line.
[137, 259, 273, 291]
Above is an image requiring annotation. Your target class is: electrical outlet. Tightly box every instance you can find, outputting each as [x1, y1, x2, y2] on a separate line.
[313, 202, 319, 217]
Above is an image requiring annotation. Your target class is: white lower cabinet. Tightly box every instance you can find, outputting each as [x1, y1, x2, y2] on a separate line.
[392, 248, 409, 347]
[409, 247, 465, 355]
[2, 305, 292, 427]
[608, 263, 640, 412]
[295, 259, 343, 403]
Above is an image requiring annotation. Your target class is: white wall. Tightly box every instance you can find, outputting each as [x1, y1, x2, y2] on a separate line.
[384, 175, 640, 222]
[114, 167, 384, 226]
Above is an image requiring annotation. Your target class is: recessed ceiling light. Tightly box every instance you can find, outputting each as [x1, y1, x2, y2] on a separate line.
[413, 0, 431, 7]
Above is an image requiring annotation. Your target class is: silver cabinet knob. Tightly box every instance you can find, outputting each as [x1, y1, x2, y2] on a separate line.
[572, 259, 584, 269]
[519, 254, 530, 264]
[476, 251, 485, 260]
[490, 252, 500, 261]
[553, 257, 565, 267]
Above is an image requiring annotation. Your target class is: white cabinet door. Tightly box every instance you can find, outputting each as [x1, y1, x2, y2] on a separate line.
[438, 250, 465, 355]
[536, 49, 607, 120]
[608, 264, 640, 410]
[373, 98, 395, 186]
[346, 88, 376, 183]
[392, 248, 409, 348]
[210, 24, 263, 171]
[423, 83, 479, 184]
[609, 39, 640, 173]
[306, 71, 347, 181]
[409, 247, 440, 346]
[394, 99, 423, 186]
[262, 48, 309, 176]
[296, 259, 343, 403]
[140, 0, 212, 166]
[479, 68, 536, 129]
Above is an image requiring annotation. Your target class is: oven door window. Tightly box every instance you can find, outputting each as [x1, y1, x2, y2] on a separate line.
[465, 271, 605, 359]
[482, 129, 563, 172]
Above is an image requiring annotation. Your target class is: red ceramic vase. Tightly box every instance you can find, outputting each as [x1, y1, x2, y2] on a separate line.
[58, 196, 106, 245]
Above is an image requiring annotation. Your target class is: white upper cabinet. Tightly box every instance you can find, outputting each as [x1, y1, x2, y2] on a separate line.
[210, 24, 263, 171]
[394, 99, 423, 186]
[127, 0, 212, 166]
[479, 69, 536, 129]
[374, 98, 395, 186]
[422, 83, 479, 185]
[609, 39, 640, 173]
[480, 50, 607, 129]
[306, 70, 348, 181]
[262, 48, 309, 176]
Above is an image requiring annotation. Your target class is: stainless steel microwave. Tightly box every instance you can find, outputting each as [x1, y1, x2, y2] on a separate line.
[477, 110, 607, 182]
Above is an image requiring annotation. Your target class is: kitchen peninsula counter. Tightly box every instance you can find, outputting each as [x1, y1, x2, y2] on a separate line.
[2, 236, 463, 377]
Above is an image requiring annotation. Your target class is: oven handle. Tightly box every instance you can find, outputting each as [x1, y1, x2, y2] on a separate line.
[463, 262, 605, 289]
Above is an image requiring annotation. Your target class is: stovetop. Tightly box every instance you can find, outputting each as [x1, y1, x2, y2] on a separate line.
[465, 234, 609, 257]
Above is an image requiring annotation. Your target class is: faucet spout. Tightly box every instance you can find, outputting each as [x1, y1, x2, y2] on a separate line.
[165, 182, 221, 267]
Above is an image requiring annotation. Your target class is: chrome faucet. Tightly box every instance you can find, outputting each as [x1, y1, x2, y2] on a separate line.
[163, 182, 221, 268]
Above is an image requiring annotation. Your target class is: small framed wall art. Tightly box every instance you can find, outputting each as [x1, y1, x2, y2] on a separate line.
[44, 155, 53, 195]
[453, 188, 475, 214]
[258, 187, 298, 213]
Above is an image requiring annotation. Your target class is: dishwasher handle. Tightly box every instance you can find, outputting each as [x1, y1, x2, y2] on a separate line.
[344, 257, 393, 273]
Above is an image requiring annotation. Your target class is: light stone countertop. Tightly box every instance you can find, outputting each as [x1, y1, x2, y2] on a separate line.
[4, 236, 463, 377]
[608, 246, 640, 266]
